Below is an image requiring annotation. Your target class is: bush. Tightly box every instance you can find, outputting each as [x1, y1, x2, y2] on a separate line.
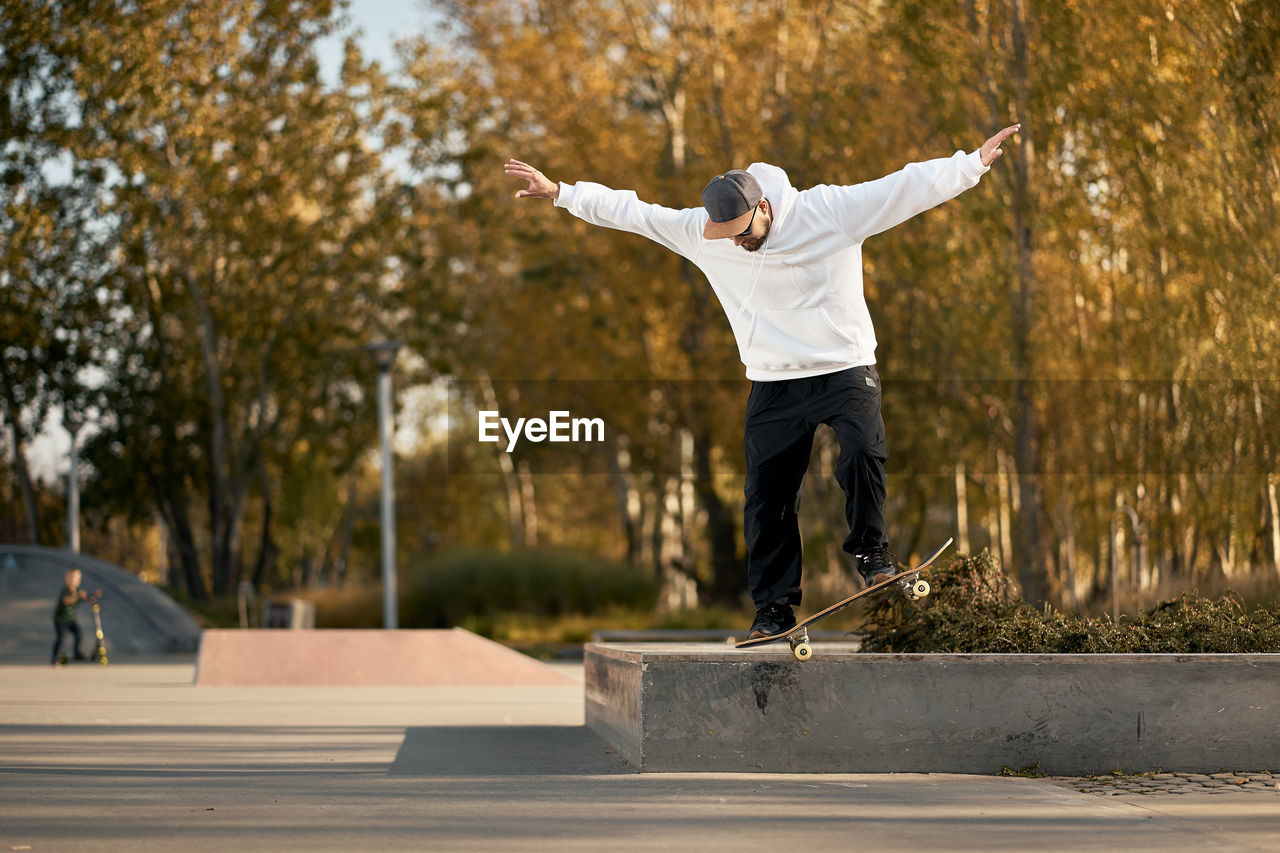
[399, 547, 660, 632]
[863, 549, 1280, 653]
[303, 586, 384, 629]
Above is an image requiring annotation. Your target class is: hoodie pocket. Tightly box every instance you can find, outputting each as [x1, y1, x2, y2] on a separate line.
[742, 307, 862, 371]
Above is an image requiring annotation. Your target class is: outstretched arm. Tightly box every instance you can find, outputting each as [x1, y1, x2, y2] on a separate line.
[504, 159, 559, 201]
[501, 157, 705, 259]
[820, 122, 1022, 244]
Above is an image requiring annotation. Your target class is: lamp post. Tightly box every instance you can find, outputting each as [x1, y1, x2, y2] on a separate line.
[65, 404, 81, 554]
[367, 341, 400, 629]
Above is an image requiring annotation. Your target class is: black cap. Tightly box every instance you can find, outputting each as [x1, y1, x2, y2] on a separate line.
[701, 169, 762, 239]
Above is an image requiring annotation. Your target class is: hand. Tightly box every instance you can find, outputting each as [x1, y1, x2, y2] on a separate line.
[980, 124, 1021, 167]
[504, 159, 559, 200]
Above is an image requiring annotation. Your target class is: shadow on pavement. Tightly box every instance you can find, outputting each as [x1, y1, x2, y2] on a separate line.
[388, 725, 635, 777]
[0, 723, 634, 779]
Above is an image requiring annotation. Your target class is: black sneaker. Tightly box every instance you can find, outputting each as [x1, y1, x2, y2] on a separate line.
[747, 603, 797, 640]
[855, 545, 898, 587]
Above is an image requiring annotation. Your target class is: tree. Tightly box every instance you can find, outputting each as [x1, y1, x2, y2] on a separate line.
[1, 0, 116, 544]
[9, 0, 407, 597]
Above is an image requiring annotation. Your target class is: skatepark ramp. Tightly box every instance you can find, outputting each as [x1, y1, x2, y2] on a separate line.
[0, 545, 201, 659]
[585, 642, 1280, 774]
[195, 628, 578, 686]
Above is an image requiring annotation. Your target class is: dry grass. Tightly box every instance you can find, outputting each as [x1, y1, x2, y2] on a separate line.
[864, 549, 1280, 653]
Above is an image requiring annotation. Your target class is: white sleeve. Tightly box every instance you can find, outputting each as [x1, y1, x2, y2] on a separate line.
[555, 181, 705, 260]
[814, 149, 989, 244]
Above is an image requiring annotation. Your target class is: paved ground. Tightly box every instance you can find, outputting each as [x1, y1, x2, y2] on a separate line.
[2, 660, 1278, 852]
[1050, 771, 1280, 796]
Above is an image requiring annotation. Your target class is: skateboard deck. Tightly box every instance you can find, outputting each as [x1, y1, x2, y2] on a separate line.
[735, 537, 953, 661]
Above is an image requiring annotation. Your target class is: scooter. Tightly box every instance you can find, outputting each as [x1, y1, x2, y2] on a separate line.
[91, 596, 108, 666]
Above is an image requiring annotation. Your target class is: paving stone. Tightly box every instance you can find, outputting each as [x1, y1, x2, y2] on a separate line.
[1046, 768, 1280, 797]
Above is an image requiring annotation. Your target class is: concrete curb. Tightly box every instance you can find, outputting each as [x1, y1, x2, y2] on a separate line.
[585, 643, 1280, 773]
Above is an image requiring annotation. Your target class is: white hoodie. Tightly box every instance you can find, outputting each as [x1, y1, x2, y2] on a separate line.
[554, 149, 990, 381]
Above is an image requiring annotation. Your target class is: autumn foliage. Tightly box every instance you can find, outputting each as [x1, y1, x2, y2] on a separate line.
[3, 1, 1279, 612]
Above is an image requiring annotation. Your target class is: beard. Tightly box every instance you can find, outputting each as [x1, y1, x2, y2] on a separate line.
[739, 224, 769, 252]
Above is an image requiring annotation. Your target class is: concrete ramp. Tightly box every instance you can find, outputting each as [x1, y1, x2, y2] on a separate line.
[0, 545, 201, 659]
[195, 628, 576, 686]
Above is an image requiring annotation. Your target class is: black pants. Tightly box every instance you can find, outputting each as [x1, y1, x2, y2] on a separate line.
[52, 619, 83, 662]
[743, 365, 888, 609]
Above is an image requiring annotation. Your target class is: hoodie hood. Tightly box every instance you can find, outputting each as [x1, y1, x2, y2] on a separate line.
[744, 162, 799, 233]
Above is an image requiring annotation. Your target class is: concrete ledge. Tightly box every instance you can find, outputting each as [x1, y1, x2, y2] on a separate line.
[584, 643, 1280, 773]
[195, 628, 576, 686]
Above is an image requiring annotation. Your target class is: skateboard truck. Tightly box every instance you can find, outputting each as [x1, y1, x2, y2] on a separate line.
[788, 628, 813, 662]
[903, 572, 931, 601]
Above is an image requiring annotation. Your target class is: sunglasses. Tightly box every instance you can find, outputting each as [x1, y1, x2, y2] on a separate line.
[735, 205, 759, 238]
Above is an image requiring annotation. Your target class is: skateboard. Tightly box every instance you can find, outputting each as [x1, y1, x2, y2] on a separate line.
[735, 537, 953, 662]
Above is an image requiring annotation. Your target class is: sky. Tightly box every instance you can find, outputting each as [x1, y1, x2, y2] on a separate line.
[316, 0, 439, 85]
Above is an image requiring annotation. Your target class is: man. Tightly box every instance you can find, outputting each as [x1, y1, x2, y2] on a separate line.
[505, 123, 1020, 639]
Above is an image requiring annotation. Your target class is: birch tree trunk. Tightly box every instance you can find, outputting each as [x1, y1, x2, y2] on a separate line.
[518, 459, 538, 548]
[478, 375, 525, 548]
[1268, 476, 1280, 579]
[955, 462, 970, 554]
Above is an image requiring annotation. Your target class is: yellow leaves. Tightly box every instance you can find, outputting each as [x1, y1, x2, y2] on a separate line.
[286, 193, 322, 225]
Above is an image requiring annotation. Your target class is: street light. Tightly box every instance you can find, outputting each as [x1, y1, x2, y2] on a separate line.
[366, 341, 401, 630]
[65, 404, 81, 554]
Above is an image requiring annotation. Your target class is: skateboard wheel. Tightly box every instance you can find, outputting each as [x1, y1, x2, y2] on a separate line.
[912, 580, 930, 598]
[793, 642, 813, 662]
